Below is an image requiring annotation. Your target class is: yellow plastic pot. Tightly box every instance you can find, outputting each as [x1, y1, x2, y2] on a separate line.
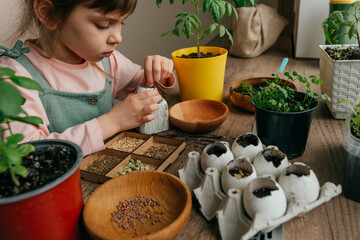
[172, 46, 228, 102]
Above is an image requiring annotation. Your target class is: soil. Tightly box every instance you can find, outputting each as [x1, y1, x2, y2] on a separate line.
[177, 52, 220, 59]
[229, 167, 250, 179]
[253, 187, 278, 198]
[236, 134, 259, 147]
[206, 144, 227, 157]
[262, 149, 286, 168]
[325, 46, 360, 60]
[0, 145, 76, 198]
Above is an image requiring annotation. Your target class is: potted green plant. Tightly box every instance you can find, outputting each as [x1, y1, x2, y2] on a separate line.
[241, 71, 331, 158]
[156, 0, 238, 102]
[230, 0, 288, 58]
[0, 66, 84, 240]
[338, 99, 360, 202]
[320, 0, 360, 119]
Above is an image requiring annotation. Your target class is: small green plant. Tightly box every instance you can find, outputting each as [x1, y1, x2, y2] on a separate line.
[240, 72, 331, 112]
[323, 1, 360, 46]
[338, 99, 360, 138]
[0, 67, 44, 186]
[233, 0, 259, 8]
[156, 0, 238, 57]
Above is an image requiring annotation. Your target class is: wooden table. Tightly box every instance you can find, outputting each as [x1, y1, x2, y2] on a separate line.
[81, 35, 360, 240]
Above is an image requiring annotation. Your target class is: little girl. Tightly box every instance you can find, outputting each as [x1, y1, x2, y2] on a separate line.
[0, 0, 176, 155]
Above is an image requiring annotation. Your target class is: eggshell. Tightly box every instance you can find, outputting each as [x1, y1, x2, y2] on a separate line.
[278, 162, 320, 203]
[201, 142, 234, 173]
[221, 157, 257, 193]
[253, 147, 290, 179]
[231, 133, 263, 162]
[243, 177, 287, 219]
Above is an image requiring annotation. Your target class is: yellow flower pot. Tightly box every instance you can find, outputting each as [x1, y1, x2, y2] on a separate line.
[172, 46, 228, 102]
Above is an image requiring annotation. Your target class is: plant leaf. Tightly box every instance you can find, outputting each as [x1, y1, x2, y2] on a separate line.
[0, 81, 23, 116]
[9, 76, 44, 92]
[16, 143, 35, 157]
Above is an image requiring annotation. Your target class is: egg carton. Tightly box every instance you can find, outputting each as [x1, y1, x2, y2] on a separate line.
[179, 151, 342, 240]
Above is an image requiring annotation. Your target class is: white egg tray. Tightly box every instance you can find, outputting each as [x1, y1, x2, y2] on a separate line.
[179, 150, 342, 240]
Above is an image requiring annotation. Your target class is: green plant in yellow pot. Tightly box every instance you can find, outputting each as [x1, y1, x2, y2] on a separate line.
[156, 0, 238, 102]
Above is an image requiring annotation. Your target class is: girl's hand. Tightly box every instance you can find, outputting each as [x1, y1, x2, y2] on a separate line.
[97, 89, 162, 139]
[143, 55, 174, 87]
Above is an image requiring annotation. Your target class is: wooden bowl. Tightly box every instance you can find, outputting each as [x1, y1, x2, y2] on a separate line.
[229, 77, 297, 112]
[83, 171, 191, 240]
[169, 99, 229, 132]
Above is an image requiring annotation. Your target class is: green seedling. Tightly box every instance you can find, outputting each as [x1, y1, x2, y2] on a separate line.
[338, 99, 360, 138]
[240, 71, 331, 112]
[323, 1, 360, 46]
[0, 67, 44, 186]
[156, 0, 238, 57]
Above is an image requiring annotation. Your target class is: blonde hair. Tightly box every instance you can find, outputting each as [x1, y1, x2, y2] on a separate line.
[10, 0, 137, 55]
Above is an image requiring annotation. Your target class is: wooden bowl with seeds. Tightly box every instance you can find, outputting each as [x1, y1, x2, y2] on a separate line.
[83, 171, 191, 240]
[169, 99, 229, 132]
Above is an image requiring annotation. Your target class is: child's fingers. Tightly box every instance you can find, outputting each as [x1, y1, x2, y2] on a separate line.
[144, 57, 154, 86]
[152, 57, 161, 83]
[136, 89, 160, 100]
[142, 113, 155, 122]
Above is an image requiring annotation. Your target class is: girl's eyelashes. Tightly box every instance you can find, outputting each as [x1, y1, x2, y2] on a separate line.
[96, 24, 110, 30]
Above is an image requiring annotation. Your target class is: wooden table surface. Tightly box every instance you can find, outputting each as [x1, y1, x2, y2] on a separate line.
[81, 35, 360, 240]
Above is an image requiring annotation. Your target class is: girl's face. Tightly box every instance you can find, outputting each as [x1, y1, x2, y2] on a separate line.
[52, 3, 128, 64]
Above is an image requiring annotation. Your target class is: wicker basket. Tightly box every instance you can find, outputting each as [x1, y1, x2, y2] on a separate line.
[319, 44, 360, 119]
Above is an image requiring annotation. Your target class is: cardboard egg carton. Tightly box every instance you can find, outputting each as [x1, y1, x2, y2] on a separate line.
[80, 131, 186, 184]
[179, 151, 342, 240]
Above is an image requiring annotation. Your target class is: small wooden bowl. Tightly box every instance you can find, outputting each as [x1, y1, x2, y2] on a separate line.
[169, 99, 229, 132]
[83, 171, 191, 240]
[229, 77, 297, 112]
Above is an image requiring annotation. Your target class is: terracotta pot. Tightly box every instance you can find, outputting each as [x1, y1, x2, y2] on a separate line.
[0, 139, 83, 240]
[229, 77, 297, 112]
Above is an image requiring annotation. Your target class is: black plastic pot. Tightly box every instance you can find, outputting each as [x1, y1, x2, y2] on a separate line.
[253, 92, 319, 159]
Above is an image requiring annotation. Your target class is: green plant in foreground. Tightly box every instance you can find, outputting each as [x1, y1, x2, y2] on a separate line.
[156, 0, 238, 57]
[338, 99, 360, 138]
[0, 67, 44, 186]
[233, 0, 259, 8]
[323, 1, 360, 46]
[241, 72, 331, 112]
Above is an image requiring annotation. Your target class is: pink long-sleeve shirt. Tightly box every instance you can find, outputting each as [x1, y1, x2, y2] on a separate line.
[0, 41, 174, 156]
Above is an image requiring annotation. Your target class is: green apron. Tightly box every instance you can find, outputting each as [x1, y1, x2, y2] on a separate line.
[0, 40, 113, 133]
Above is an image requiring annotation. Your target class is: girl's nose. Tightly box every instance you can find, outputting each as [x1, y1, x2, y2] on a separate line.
[108, 27, 122, 44]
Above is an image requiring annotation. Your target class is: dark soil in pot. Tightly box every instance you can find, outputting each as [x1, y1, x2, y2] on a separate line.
[325, 46, 360, 60]
[0, 145, 76, 198]
[177, 52, 220, 58]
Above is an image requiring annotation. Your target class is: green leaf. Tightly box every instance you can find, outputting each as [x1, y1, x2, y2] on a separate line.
[3, 148, 23, 165]
[203, 0, 211, 12]
[0, 81, 23, 116]
[219, 25, 226, 37]
[12, 165, 28, 178]
[184, 20, 192, 39]
[225, 2, 232, 17]
[171, 28, 180, 36]
[225, 29, 233, 44]
[210, 2, 220, 22]
[16, 143, 35, 157]
[8, 115, 43, 127]
[0, 67, 15, 77]
[6, 134, 24, 145]
[0, 161, 8, 173]
[9, 76, 44, 92]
